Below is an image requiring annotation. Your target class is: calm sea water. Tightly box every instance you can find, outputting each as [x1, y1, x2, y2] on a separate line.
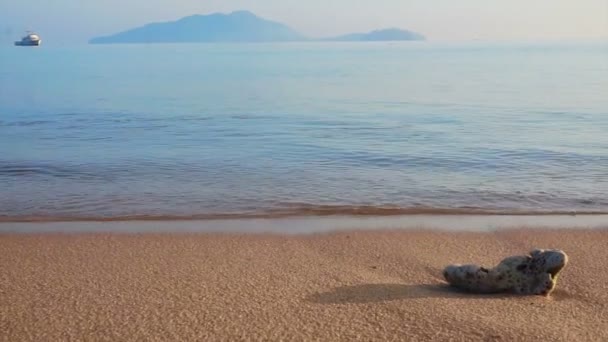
[1, 42, 607, 220]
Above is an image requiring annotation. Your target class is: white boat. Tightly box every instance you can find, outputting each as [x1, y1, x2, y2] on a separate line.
[15, 32, 42, 46]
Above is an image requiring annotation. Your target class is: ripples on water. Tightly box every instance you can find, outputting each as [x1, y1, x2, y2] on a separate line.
[1, 42, 607, 220]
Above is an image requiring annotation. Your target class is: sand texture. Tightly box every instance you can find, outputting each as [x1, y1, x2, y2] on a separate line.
[1, 228, 607, 341]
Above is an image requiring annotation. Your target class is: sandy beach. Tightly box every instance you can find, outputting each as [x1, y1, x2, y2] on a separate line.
[1, 228, 607, 341]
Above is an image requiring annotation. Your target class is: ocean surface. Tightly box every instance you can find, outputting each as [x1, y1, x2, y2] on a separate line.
[1, 41, 607, 220]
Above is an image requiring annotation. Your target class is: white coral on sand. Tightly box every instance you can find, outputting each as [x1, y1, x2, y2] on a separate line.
[443, 249, 568, 296]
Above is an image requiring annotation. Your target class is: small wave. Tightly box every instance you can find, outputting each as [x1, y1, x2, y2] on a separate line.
[0, 164, 62, 177]
[230, 114, 277, 121]
[262, 204, 607, 217]
[1, 205, 606, 223]
[0, 162, 104, 180]
[0, 120, 55, 127]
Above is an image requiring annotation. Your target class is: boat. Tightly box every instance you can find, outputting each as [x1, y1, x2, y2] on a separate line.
[15, 32, 42, 46]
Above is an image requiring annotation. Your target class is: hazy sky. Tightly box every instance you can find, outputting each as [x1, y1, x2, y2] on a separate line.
[1, 0, 606, 44]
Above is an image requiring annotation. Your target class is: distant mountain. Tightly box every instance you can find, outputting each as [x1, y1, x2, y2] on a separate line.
[89, 11, 305, 44]
[89, 11, 425, 44]
[328, 28, 425, 42]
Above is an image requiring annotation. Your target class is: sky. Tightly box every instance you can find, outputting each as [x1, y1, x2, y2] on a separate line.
[1, 0, 607, 44]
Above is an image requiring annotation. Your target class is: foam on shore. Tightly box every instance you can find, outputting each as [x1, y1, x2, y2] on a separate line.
[1, 214, 606, 234]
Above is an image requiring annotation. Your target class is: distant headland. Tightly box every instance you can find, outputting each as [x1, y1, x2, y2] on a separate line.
[89, 10, 425, 44]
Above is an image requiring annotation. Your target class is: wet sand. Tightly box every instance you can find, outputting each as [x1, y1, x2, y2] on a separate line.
[1, 228, 607, 341]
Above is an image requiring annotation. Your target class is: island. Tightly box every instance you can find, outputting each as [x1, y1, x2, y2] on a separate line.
[89, 11, 425, 44]
[327, 28, 425, 42]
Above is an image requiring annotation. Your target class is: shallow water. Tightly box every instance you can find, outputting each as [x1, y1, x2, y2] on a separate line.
[1, 41, 607, 220]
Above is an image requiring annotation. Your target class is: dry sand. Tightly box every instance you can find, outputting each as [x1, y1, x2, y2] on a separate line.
[1, 228, 607, 341]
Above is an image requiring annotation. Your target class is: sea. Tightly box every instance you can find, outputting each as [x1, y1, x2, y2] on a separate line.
[1, 41, 607, 221]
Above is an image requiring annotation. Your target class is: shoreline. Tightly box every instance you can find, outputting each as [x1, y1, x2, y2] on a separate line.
[1, 214, 607, 234]
[2, 228, 607, 341]
[2, 209, 608, 223]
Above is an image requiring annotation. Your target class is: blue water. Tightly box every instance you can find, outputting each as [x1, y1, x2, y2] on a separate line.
[1, 42, 607, 219]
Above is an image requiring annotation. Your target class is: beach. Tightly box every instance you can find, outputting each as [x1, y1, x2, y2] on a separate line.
[3, 19, 608, 342]
[2, 227, 607, 341]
